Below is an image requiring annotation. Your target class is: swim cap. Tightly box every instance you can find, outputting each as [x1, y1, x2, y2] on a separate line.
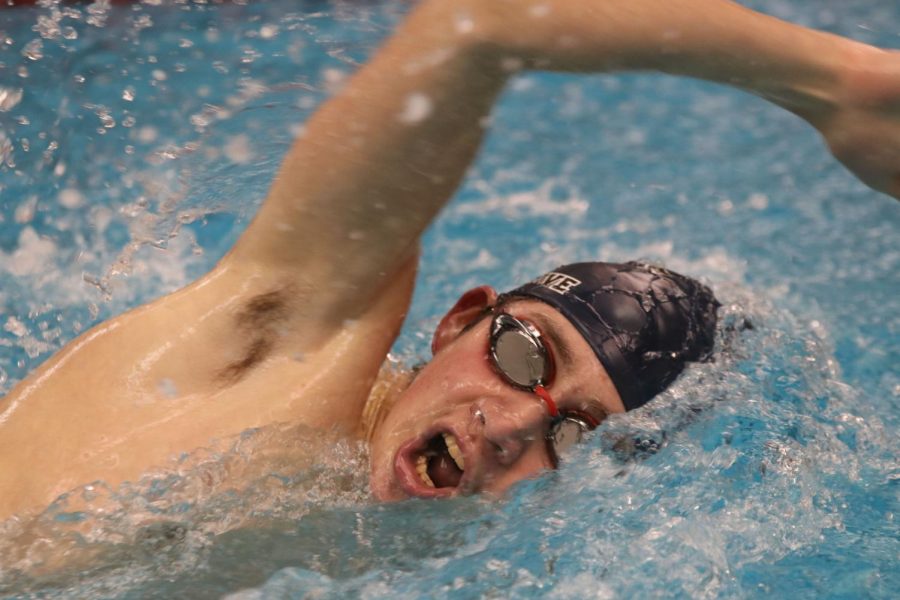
[499, 262, 719, 411]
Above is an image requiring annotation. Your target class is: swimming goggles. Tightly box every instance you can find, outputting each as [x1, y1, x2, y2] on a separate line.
[488, 312, 600, 464]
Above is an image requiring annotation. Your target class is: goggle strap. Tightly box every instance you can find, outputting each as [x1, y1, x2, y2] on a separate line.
[533, 384, 559, 418]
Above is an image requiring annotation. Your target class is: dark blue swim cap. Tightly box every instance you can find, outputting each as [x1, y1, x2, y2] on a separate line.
[500, 261, 719, 411]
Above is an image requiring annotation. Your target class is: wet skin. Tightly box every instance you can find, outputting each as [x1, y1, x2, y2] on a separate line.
[368, 297, 625, 501]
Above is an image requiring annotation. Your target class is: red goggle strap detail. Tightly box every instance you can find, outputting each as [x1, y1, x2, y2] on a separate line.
[533, 384, 559, 418]
[579, 411, 601, 429]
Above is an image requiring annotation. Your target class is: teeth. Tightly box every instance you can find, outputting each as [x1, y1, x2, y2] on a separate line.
[443, 433, 465, 471]
[416, 454, 435, 488]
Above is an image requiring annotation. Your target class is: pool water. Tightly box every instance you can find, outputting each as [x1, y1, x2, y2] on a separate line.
[0, 0, 898, 598]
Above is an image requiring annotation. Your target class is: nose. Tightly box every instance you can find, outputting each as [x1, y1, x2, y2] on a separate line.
[475, 393, 550, 467]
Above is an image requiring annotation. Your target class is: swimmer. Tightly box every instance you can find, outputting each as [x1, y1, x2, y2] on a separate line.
[1, 0, 899, 519]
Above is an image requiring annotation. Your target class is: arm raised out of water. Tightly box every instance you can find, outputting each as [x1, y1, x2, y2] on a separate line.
[230, 0, 900, 317]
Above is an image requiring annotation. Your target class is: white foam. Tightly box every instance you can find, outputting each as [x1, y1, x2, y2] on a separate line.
[2, 227, 58, 277]
[3, 316, 27, 338]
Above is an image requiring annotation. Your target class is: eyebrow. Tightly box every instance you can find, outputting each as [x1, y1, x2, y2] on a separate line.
[528, 312, 576, 367]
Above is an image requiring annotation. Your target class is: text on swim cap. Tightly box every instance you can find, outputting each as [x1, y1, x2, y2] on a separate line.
[533, 272, 582, 294]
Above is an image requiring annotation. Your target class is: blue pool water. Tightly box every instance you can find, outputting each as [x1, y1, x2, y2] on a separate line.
[0, 0, 898, 598]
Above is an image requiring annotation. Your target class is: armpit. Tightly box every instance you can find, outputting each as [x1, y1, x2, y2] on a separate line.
[217, 288, 292, 385]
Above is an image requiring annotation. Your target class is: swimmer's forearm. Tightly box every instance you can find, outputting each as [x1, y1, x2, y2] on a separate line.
[473, 0, 859, 119]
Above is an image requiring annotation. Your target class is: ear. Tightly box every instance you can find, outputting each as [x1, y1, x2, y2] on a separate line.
[432, 285, 498, 355]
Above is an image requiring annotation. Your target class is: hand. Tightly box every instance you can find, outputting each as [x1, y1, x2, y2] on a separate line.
[815, 46, 900, 200]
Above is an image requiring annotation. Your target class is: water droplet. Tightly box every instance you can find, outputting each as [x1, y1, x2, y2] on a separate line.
[14, 195, 37, 223]
[4, 316, 27, 337]
[747, 193, 768, 210]
[157, 378, 178, 399]
[0, 131, 13, 164]
[59, 188, 84, 209]
[397, 92, 433, 124]
[133, 14, 153, 30]
[22, 39, 44, 61]
[0, 87, 23, 112]
[137, 125, 158, 143]
[717, 199, 734, 216]
[35, 15, 61, 40]
[529, 4, 551, 18]
[454, 12, 475, 34]
[260, 24, 278, 39]
[122, 86, 136, 102]
[223, 134, 253, 164]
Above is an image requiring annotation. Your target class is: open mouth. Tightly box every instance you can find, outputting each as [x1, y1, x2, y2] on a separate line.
[395, 430, 470, 498]
[414, 432, 466, 489]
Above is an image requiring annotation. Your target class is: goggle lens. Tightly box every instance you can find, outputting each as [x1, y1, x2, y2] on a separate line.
[548, 416, 590, 456]
[492, 326, 548, 389]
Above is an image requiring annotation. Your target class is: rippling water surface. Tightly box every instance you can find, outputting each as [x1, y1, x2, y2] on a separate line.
[0, 1, 897, 598]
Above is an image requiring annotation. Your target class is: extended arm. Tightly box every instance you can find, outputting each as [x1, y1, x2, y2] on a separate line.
[227, 0, 899, 321]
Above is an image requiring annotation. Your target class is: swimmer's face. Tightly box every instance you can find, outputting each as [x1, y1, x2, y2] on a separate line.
[368, 286, 625, 501]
